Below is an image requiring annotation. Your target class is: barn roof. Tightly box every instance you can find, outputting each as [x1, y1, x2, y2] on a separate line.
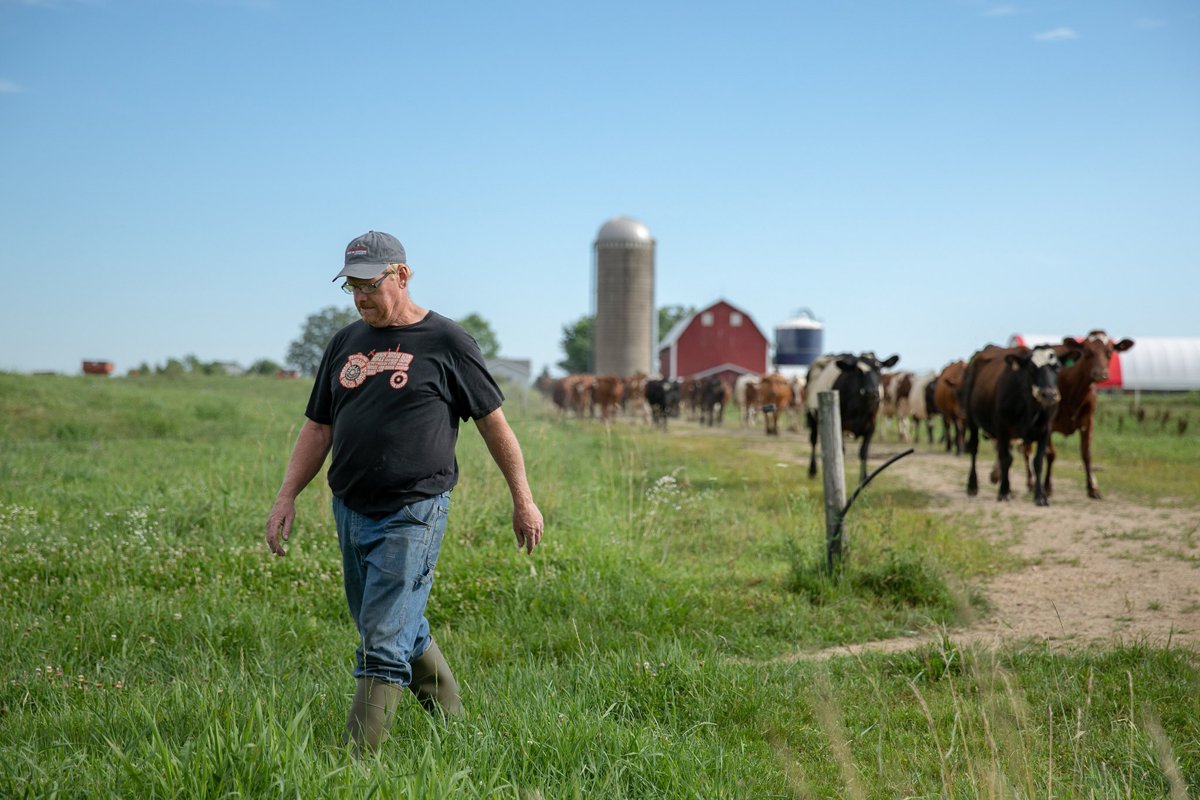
[657, 298, 764, 351]
[1119, 338, 1200, 391]
[659, 316, 692, 349]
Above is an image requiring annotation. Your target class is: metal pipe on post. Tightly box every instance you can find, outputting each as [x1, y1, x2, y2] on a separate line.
[818, 390, 847, 573]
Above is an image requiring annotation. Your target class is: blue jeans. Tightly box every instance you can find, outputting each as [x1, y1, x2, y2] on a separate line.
[332, 492, 450, 686]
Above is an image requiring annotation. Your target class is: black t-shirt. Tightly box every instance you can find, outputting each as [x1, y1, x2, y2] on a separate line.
[306, 311, 504, 519]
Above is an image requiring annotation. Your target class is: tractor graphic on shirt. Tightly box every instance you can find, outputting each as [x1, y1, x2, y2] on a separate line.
[339, 350, 414, 390]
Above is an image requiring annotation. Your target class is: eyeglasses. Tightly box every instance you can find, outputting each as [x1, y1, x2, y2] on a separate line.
[340, 268, 395, 295]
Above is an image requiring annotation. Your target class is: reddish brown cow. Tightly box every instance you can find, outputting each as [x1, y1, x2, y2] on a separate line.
[592, 374, 625, 421]
[758, 371, 795, 436]
[551, 377, 572, 417]
[1021, 330, 1134, 499]
[933, 360, 967, 455]
[568, 374, 596, 417]
[679, 379, 700, 420]
[624, 372, 649, 423]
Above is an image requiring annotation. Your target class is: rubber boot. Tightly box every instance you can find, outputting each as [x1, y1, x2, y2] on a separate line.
[344, 677, 404, 754]
[407, 639, 464, 718]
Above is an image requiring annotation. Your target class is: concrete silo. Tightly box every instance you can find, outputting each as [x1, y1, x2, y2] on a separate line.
[593, 216, 655, 376]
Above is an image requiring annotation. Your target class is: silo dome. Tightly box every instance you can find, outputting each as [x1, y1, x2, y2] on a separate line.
[593, 217, 656, 376]
[596, 216, 653, 245]
[777, 309, 823, 332]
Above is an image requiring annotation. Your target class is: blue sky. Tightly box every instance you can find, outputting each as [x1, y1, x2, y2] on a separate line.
[1, 0, 1197, 378]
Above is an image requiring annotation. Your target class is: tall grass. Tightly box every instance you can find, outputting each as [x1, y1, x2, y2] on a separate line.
[1, 373, 1196, 797]
[1089, 392, 1200, 505]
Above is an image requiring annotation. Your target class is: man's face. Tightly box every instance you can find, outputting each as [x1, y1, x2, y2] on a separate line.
[347, 267, 402, 327]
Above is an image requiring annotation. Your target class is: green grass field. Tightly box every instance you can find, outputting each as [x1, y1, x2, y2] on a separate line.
[1, 373, 1196, 797]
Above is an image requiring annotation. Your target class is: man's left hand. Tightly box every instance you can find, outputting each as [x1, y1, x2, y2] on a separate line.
[513, 501, 544, 554]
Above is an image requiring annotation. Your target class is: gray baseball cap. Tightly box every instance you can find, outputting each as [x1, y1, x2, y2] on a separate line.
[334, 231, 407, 281]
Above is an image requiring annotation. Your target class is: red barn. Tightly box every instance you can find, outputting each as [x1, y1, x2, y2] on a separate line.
[658, 299, 770, 382]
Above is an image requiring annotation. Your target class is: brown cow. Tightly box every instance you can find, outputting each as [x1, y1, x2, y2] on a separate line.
[878, 371, 897, 433]
[758, 371, 795, 435]
[551, 377, 572, 417]
[890, 371, 915, 441]
[624, 372, 650, 424]
[679, 378, 700, 421]
[933, 360, 967, 455]
[592, 374, 625, 421]
[1021, 330, 1134, 499]
[568, 374, 596, 417]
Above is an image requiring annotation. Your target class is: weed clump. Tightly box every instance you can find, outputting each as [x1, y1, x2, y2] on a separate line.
[788, 545, 955, 614]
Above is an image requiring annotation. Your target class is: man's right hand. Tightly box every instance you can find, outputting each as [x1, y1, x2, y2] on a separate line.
[265, 496, 296, 557]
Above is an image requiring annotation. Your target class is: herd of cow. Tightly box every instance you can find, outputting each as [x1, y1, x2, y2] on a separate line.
[536, 330, 1134, 507]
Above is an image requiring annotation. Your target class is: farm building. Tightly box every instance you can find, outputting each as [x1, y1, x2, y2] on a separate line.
[773, 308, 825, 380]
[82, 360, 114, 376]
[1009, 333, 1200, 391]
[593, 216, 655, 377]
[657, 299, 770, 382]
[486, 357, 532, 386]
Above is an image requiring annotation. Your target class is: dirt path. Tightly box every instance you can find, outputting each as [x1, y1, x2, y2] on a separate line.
[812, 442, 1200, 657]
[700, 422, 1200, 656]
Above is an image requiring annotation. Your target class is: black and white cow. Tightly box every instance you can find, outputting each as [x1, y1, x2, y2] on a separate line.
[645, 378, 681, 431]
[805, 352, 900, 482]
[962, 342, 1080, 506]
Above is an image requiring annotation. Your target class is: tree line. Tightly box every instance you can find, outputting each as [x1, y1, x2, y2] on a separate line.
[556, 305, 694, 374]
[138, 303, 698, 380]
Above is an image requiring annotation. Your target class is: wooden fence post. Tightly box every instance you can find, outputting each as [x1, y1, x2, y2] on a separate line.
[819, 390, 847, 572]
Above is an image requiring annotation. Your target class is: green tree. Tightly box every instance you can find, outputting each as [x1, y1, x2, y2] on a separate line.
[658, 304, 696, 342]
[557, 315, 593, 374]
[456, 312, 501, 359]
[558, 307, 691, 374]
[157, 358, 186, 378]
[287, 306, 359, 376]
[247, 358, 283, 376]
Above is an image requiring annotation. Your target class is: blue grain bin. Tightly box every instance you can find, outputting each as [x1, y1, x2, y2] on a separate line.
[774, 310, 824, 367]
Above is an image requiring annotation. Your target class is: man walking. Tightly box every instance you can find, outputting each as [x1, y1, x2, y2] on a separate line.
[265, 230, 544, 753]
